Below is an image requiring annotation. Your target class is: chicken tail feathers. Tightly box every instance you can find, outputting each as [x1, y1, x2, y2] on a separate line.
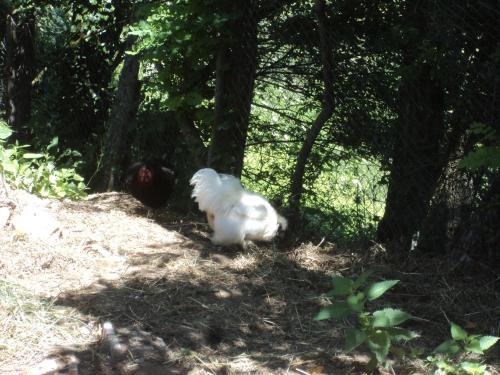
[190, 168, 242, 214]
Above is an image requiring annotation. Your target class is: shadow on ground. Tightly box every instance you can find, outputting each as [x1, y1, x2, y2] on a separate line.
[4, 192, 499, 374]
[46, 227, 360, 374]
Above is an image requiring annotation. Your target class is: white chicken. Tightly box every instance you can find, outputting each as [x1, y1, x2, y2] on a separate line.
[190, 168, 287, 247]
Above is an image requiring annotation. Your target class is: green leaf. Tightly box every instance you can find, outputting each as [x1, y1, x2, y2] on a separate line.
[372, 308, 411, 327]
[384, 327, 419, 342]
[479, 335, 499, 351]
[433, 339, 461, 355]
[367, 330, 390, 363]
[314, 302, 352, 321]
[450, 322, 468, 341]
[463, 335, 486, 354]
[459, 361, 488, 375]
[23, 153, 44, 159]
[459, 146, 500, 169]
[0, 122, 12, 140]
[345, 327, 367, 352]
[435, 359, 458, 373]
[47, 137, 59, 150]
[346, 292, 365, 312]
[327, 275, 353, 296]
[2, 159, 17, 173]
[352, 270, 374, 289]
[366, 280, 399, 301]
[469, 122, 491, 136]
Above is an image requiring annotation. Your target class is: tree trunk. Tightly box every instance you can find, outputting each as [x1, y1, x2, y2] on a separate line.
[288, 0, 335, 230]
[3, 10, 35, 144]
[208, 0, 258, 176]
[474, 172, 500, 266]
[417, 151, 474, 254]
[449, 171, 500, 268]
[377, 62, 446, 254]
[376, 1, 448, 255]
[96, 46, 141, 192]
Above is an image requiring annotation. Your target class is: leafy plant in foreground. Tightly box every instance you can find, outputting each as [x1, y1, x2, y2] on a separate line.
[425, 322, 499, 375]
[0, 121, 86, 200]
[315, 271, 418, 368]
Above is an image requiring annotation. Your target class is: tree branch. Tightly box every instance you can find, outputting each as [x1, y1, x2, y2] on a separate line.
[252, 102, 309, 125]
[289, 0, 335, 229]
[257, 0, 296, 20]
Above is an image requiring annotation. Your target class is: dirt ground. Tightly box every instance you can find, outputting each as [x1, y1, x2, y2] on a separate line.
[0, 191, 499, 375]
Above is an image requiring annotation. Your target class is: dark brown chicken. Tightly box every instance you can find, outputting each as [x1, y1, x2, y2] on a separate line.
[125, 161, 175, 209]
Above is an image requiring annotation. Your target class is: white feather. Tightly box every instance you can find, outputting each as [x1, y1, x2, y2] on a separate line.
[190, 168, 287, 246]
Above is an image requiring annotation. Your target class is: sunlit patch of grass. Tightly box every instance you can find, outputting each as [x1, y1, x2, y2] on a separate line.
[0, 279, 97, 369]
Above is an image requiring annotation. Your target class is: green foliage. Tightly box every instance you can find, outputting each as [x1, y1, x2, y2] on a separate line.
[426, 323, 499, 375]
[315, 272, 418, 368]
[26, 1, 138, 179]
[244, 78, 388, 246]
[0, 122, 13, 142]
[460, 147, 500, 170]
[366, 280, 400, 301]
[124, 0, 223, 164]
[244, 139, 387, 246]
[129, 0, 221, 114]
[0, 122, 86, 200]
[460, 123, 500, 170]
[315, 273, 498, 373]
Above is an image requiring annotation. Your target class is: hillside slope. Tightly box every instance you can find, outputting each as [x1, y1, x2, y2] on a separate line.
[1, 191, 359, 374]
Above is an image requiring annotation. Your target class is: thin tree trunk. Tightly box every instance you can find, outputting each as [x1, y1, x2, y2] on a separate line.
[288, 0, 335, 230]
[208, 0, 258, 176]
[96, 43, 141, 191]
[3, 10, 35, 144]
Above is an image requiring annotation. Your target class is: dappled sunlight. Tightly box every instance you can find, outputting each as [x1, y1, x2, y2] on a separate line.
[1, 0, 499, 372]
[0, 190, 361, 374]
[1, 189, 498, 374]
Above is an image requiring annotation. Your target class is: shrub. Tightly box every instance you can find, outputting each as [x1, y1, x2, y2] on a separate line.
[315, 270, 418, 369]
[0, 121, 86, 200]
[426, 322, 499, 375]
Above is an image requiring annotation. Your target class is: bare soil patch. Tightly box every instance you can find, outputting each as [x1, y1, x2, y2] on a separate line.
[1, 191, 499, 374]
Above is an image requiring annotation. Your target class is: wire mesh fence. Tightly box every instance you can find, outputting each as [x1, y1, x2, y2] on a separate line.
[230, 0, 500, 253]
[2, 0, 498, 256]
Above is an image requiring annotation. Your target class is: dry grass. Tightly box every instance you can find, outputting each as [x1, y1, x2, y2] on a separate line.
[0, 279, 99, 373]
[0, 191, 499, 374]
